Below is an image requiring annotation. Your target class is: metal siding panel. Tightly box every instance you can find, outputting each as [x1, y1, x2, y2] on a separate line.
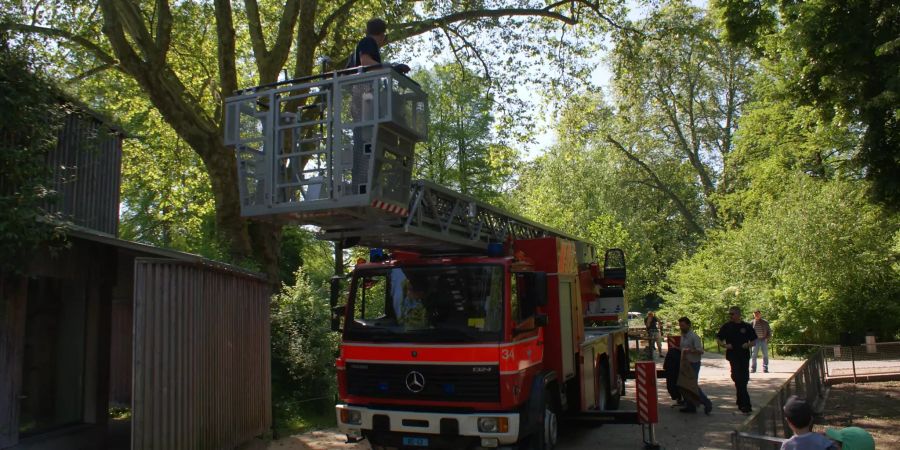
[132, 259, 271, 449]
[44, 112, 122, 235]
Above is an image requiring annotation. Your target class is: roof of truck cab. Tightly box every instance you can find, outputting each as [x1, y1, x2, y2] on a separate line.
[353, 255, 514, 270]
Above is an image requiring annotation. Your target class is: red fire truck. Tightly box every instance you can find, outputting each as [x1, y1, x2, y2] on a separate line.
[224, 65, 631, 449]
[335, 240, 629, 449]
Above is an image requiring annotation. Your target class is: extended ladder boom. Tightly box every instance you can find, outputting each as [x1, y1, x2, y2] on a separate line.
[223, 67, 594, 260]
[322, 179, 595, 260]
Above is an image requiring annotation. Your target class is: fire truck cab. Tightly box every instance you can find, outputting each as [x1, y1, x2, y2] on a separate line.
[335, 239, 628, 449]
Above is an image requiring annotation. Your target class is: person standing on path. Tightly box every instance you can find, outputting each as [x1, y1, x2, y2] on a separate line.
[751, 310, 772, 373]
[716, 306, 757, 413]
[676, 317, 713, 415]
[645, 311, 663, 357]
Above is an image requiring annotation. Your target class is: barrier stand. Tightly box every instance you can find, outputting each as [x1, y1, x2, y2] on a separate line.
[635, 361, 661, 450]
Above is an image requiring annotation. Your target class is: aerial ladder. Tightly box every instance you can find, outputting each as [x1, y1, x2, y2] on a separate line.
[224, 66, 659, 449]
[223, 64, 625, 316]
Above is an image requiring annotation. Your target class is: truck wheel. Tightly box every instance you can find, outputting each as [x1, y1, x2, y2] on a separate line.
[531, 392, 558, 450]
[598, 360, 621, 410]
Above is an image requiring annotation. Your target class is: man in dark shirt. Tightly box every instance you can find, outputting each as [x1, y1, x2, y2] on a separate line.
[347, 18, 386, 68]
[346, 18, 410, 73]
[716, 306, 758, 413]
[645, 311, 663, 357]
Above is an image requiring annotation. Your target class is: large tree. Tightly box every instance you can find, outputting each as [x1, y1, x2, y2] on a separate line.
[416, 63, 518, 204]
[713, 0, 900, 207]
[3, 0, 626, 280]
[606, 1, 753, 232]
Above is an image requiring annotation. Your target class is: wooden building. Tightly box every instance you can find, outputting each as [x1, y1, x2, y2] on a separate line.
[0, 103, 271, 449]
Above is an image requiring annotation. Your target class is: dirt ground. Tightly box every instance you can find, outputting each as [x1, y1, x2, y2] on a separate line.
[820, 381, 900, 448]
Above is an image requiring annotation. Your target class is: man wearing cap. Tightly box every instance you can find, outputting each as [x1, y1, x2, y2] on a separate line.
[716, 306, 757, 413]
[780, 395, 837, 450]
[751, 309, 772, 373]
[824, 427, 875, 450]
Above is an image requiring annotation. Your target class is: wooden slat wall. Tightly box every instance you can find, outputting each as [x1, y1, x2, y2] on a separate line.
[45, 112, 123, 236]
[132, 259, 271, 450]
[0, 276, 28, 448]
[109, 298, 133, 405]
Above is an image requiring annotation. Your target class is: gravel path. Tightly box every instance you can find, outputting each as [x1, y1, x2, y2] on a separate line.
[268, 352, 802, 450]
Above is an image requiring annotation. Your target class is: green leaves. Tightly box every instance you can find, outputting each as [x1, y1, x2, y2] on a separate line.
[713, 0, 900, 206]
[664, 175, 900, 343]
[0, 43, 69, 272]
[415, 63, 518, 203]
[271, 266, 339, 404]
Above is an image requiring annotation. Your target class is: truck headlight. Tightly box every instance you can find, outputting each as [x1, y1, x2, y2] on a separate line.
[340, 408, 362, 425]
[477, 417, 508, 433]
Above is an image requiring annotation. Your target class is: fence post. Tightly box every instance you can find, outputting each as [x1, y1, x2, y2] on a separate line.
[850, 345, 857, 384]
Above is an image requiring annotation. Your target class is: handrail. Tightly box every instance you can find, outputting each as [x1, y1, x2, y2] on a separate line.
[233, 64, 418, 95]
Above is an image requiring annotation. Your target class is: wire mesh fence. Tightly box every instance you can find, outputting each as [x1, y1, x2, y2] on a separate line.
[732, 341, 900, 449]
[732, 350, 828, 450]
[821, 341, 900, 380]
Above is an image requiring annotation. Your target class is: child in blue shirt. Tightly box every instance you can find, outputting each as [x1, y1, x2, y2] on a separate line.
[781, 396, 837, 450]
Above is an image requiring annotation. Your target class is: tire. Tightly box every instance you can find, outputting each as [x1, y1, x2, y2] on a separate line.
[531, 390, 559, 450]
[596, 359, 608, 411]
[599, 360, 622, 411]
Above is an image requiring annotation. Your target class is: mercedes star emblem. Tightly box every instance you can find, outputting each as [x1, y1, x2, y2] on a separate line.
[405, 371, 425, 393]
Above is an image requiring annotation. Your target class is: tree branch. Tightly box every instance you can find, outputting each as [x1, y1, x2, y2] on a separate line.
[244, 0, 303, 83]
[391, 7, 577, 42]
[66, 63, 116, 83]
[270, 0, 303, 73]
[214, 0, 238, 97]
[315, 0, 359, 42]
[154, 0, 173, 61]
[606, 134, 705, 235]
[567, 0, 636, 33]
[292, 0, 318, 78]
[445, 25, 493, 88]
[100, 0, 218, 155]
[243, 0, 269, 61]
[2, 23, 117, 65]
[110, 0, 157, 60]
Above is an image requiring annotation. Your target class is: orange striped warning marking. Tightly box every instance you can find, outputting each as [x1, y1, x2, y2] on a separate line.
[372, 199, 408, 216]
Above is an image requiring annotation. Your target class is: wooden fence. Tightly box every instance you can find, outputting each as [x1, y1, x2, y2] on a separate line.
[132, 258, 271, 450]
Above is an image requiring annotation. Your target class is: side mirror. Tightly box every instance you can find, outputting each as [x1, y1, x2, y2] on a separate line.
[331, 305, 346, 332]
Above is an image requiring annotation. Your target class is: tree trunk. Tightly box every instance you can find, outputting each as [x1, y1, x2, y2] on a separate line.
[199, 136, 284, 283]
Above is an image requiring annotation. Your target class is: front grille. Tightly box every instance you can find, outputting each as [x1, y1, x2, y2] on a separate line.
[346, 363, 500, 402]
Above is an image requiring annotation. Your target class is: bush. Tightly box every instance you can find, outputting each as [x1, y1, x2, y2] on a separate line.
[663, 176, 900, 344]
[270, 267, 340, 429]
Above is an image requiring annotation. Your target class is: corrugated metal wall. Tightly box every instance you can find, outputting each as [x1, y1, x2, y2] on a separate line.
[45, 112, 123, 235]
[132, 259, 271, 450]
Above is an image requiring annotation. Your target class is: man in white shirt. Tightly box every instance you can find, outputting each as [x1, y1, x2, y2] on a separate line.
[677, 317, 713, 415]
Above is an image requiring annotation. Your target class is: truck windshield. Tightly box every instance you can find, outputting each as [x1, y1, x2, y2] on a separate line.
[344, 265, 504, 343]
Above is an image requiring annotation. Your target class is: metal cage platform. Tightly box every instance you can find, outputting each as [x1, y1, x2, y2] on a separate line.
[224, 66, 428, 229]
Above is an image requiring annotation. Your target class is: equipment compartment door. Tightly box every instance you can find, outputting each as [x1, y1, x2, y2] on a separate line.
[559, 280, 575, 380]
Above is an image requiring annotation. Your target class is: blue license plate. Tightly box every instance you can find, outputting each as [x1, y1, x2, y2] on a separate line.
[402, 436, 429, 447]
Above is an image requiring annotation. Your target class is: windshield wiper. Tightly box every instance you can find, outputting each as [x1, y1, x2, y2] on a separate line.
[408, 327, 488, 343]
